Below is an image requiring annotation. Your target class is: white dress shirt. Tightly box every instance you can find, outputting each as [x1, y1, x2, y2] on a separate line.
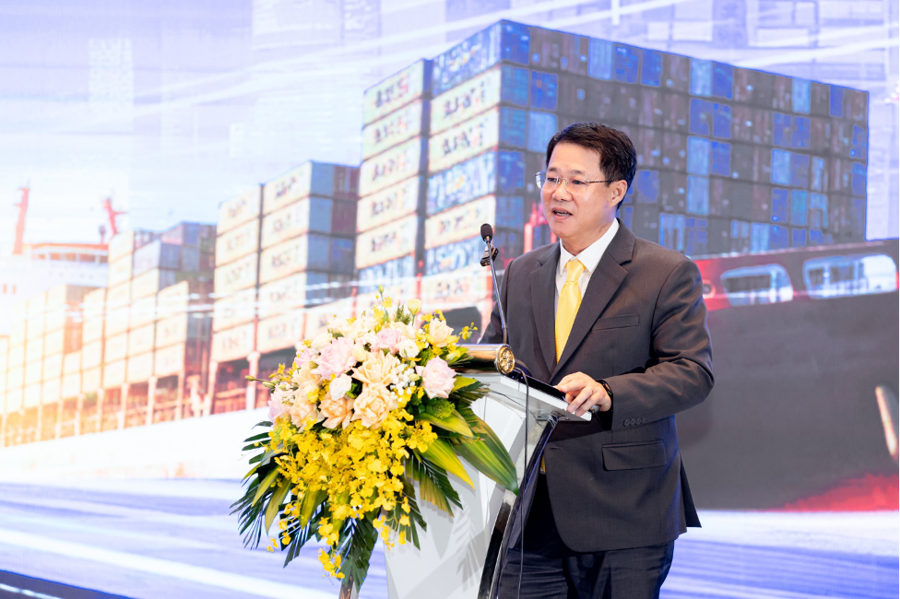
[554, 219, 619, 317]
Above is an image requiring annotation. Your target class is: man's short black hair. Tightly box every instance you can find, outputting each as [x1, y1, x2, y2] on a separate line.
[545, 122, 637, 191]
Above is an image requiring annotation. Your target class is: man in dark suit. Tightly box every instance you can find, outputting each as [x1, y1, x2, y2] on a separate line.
[481, 122, 714, 598]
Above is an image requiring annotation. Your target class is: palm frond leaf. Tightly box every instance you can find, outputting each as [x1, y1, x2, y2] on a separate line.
[406, 450, 462, 516]
[337, 515, 379, 593]
[452, 404, 519, 494]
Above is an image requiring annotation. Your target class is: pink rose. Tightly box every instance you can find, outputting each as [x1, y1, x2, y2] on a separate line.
[293, 346, 317, 368]
[268, 387, 288, 422]
[312, 337, 356, 378]
[415, 356, 456, 399]
[372, 328, 404, 353]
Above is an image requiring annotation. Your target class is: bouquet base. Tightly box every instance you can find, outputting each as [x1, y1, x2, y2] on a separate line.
[383, 387, 557, 599]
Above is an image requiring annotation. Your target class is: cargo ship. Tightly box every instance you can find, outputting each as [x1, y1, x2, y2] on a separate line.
[676, 239, 899, 509]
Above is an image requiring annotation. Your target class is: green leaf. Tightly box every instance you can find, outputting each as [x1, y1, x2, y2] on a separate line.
[242, 462, 259, 480]
[420, 438, 474, 488]
[298, 487, 327, 528]
[281, 504, 325, 566]
[417, 409, 474, 438]
[264, 479, 291, 533]
[449, 379, 488, 407]
[452, 376, 478, 392]
[243, 431, 271, 443]
[406, 451, 461, 516]
[453, 439, 518, 494]
[454, 405, 519, 494]
[337, 516, 379, 593]
[252, 467, 281, 505]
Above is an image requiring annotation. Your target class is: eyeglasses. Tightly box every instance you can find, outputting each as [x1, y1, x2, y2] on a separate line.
[536, 172, 612, 194]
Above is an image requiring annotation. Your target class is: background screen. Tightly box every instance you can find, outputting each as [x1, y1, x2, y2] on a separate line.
[0, 2, 897, 598]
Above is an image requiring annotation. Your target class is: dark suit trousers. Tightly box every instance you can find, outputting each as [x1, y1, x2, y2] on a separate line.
[498, 475, 674, 599]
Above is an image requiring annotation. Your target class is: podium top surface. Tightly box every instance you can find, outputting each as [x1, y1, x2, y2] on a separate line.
[472, 372, 591, 422]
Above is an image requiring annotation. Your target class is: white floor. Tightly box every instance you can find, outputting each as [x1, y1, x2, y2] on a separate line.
[0, 478, 895, 599]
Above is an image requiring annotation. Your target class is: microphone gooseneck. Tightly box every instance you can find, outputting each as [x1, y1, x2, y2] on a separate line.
[480, 222, 507, 346]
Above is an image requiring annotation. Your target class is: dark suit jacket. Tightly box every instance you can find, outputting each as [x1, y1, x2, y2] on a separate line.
[481, 220, 714, 553]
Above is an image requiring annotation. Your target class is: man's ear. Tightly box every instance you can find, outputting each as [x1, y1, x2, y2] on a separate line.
[610, 180, 628, 208]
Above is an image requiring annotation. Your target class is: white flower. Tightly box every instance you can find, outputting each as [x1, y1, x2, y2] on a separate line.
[329, 373, 353, 400]
[407, 299, 421, 314]
[357, 331, 377, 347]
[388, 321, 416, 340]
[311, 330, 333, 350]
[326, 316, 347, 336]
[399, 339, 420, 359]
[352, 344, 368, 363]
[342, 315, 375, 340]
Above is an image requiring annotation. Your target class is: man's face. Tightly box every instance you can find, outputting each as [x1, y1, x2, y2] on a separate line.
[542, 142, 626, 255]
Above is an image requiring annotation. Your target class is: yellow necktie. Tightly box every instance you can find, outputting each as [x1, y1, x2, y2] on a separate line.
[555, 259, 586, 362]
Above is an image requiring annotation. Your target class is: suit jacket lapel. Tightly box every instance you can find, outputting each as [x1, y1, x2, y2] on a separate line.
[530, 244, 559, 376]
[551, 221, 635, 381]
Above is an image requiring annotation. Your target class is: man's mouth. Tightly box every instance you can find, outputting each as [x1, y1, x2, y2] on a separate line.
[551, 208, 572, 217]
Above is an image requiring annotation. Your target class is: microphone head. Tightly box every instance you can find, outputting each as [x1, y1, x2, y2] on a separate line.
[480, 223, 494, 242]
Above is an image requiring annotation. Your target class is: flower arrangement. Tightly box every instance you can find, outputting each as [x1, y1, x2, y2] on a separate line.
[232, 292, 518, 595]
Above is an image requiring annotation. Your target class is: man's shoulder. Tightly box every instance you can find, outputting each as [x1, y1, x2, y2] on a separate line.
[506, 242, 556, 272]
[630, 235, 693, 270]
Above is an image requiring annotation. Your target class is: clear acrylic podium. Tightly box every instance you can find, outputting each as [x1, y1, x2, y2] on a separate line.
[383, 352, 589, 599]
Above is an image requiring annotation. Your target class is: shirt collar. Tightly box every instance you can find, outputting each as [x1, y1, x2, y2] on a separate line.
[558, 218, 620, 277]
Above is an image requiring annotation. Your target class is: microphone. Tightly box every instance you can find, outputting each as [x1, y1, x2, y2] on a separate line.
[480, 223, 507, 346]
[480, 223, 493, 243]
[479, 224, 499, 266]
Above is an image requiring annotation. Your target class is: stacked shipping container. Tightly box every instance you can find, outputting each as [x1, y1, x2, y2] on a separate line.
[355, 60, 432, 302]
[210, 163, 359, 414]
[0, 336, 8, 446]
[256, 161, 358, 357]
[211, 186, 262, 392]
[422, 23, 536, 327]
[41, 284, 96, 439]
[418, 21, 868, 261]
[5, 305, 25, 443]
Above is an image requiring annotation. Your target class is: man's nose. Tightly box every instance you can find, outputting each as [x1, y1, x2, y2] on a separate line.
[552, 179, 573, 200]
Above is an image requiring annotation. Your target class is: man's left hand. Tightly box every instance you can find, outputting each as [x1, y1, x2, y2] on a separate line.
[556, 372, 611, 417]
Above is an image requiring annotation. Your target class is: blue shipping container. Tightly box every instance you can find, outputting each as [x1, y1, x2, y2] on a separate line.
[531, 71, 558, 111]
[792, 78, 811, 114]
[501, 66, 530, 107]
[690, 59, 712, 97]
[588, 38, 613, 80]
[770, 188, 790, 223]
[791, 190, 808, 226]
[500, 107, 529, 148]
[687, 137, 710, 176]
[359, 255, 416, 293]
[641, 50, 662, 87]
[712, 63, 733, 99]
[614, 44, 640, 84]
[527, 111, 558, 153]
[428, 152, 497, 216]
[432, 21, 530, 95]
